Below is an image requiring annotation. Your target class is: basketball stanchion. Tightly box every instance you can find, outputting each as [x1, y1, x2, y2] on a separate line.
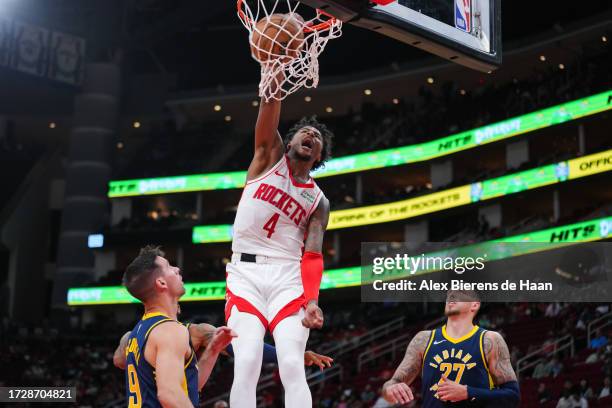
[237, 0, 342, 101]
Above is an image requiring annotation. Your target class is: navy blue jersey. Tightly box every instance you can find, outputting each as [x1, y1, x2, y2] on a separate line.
[421, 325, 493, 407]
[125, 312, 199, 407]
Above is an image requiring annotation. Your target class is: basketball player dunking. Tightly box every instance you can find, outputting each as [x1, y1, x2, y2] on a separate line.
[382, 290, 520, 407]
[225, 84, 332, 407]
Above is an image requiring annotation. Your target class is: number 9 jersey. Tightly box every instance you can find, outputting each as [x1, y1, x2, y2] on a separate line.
[232, 155, 323, 261]
[422, 325, 494, 407]
[124, 313, 199, 408]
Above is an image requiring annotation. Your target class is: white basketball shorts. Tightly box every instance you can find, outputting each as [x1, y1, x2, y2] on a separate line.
[225, 253, 306, 332]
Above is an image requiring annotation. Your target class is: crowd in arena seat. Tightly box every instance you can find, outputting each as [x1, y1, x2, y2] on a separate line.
[114, 48, 611, 182]
[106, 46, 612, 237]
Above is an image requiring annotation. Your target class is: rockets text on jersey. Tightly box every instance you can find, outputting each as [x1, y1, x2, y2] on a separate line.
[232, 155, 324, 261]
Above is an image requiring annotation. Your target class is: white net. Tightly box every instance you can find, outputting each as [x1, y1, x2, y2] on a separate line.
[238, 0, 342, 102]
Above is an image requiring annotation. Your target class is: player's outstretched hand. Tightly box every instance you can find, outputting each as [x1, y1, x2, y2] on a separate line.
[208, 326, 237, 355]
[383, 382, 414, 405]
[304, 350, 333, 370]
[436, 375, 468, 402]
[301, 302, 324, 329]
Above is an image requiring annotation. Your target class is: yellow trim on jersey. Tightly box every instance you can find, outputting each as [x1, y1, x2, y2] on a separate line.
[184, 350, 195, 369]
[144, 318, 174, 340]
[421, 330, 436, 373]
[441, 325, 479, 344]
[479, 330, 495, 389]
[181, 371, 188, 396]
[142, 312, 168, 320]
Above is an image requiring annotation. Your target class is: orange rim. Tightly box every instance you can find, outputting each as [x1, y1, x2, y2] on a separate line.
[236, 0, 338, 32]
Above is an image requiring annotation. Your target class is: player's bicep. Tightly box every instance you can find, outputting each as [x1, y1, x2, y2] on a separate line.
[152, 324, 190, 393]
[304, 197, 330, 253]
[485, 331, 517, 384]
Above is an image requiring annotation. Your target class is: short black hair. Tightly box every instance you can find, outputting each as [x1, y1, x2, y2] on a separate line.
[283, 116, 333, 171]
[446, 289, 481, 302]
[122, 245, 165, 302]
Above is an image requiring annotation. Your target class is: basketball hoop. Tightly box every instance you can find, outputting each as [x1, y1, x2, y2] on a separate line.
[237, 0, 342, 102]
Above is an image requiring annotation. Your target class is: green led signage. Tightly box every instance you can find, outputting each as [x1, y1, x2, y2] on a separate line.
[68, 216, 612, 305]
[108, 90, 612, 197]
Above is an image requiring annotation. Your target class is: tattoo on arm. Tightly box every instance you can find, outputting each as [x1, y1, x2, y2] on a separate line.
[486, 332, 517, 384]
[387, 331, 431, 386]
[195, 323, 216, 350]
[304, 198, 330, 253]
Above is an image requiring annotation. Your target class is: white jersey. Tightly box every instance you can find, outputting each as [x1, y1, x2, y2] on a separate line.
[232, 155, 324, 261]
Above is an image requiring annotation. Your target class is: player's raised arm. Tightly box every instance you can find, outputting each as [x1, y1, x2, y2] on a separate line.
[113, 331, 131, 369]
[382, 330, 431, 404]
[248, 74, 285, 181]
[301, 197, 330, 329]
[150, 323, 194, 408]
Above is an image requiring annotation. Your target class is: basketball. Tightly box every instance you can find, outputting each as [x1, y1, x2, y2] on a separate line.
[251, 13, 305, 63]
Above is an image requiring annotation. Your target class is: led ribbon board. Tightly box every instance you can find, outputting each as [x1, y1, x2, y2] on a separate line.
[191, 149, 612, 243]
[68, 216, 612, 305]
[108, 91, 612, 197]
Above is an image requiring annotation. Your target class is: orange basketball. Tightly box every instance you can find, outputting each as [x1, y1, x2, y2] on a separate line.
[251, 13, 305, 63]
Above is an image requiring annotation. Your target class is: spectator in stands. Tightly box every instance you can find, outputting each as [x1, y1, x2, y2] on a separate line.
[510, 345, 522, 368]
[360, 384, 376, 404]
[585, 348, 605, 364]
[590, 329, 608, 349]
[478, 314, 492, 329]
[579, 379, 594, 400]
[556, 385, 588, 408]
[532, 357, 553, 379]
[542, 331, 557, 354]
[576, 309, 592, 330]
[551, 355, 564, 377]
[546, 302, 563, 317]
[372, 391, 393, 408]
[598, 377, 611, 399]
[536, 382, 551, 403]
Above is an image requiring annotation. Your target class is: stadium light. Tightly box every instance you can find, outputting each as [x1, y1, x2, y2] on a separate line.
[539, 55, 546, 61]
[49, 122, 56, 129]
[213, 105, 222, 112]
[133, 121, 141, 128]
[325, 106, 333, 113]
[251, 100, 259, 107]
[304, 96, 312, 102]
[427, 77, 434, 84]
[364, 89, 372, 95]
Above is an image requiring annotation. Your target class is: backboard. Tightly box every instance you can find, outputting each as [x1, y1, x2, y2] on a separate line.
[299, 0, 501, 72]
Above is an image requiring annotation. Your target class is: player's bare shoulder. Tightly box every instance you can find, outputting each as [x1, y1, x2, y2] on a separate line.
[145, 321, 190, 362]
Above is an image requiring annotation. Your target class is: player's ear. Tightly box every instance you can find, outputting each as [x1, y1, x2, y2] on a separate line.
[155, 276, 167, 291]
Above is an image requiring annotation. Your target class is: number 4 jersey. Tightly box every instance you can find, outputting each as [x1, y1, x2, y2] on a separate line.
[232, 155, 324, 261]
[421, 325, 494, 407]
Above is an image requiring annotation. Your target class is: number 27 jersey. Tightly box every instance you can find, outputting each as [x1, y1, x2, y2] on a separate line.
[232, 155, 324, 261]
